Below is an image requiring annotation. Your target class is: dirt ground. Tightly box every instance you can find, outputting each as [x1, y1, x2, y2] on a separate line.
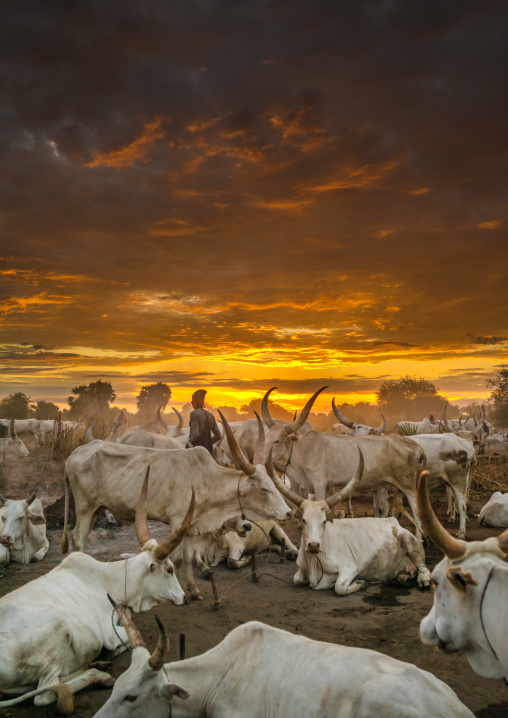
[0, 451, 507, 717]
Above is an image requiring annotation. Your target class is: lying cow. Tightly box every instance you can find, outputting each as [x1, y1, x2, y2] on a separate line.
[0, 493, 48, 566]
[418, 471, 508, 682]
[478, 492, 508, 527]
[0, 476, 193, 711]
[0, 419, 30, 467]
[269, 449, 431, 595]
[93, 609, 474, 718]
[183, 519, 299, 576]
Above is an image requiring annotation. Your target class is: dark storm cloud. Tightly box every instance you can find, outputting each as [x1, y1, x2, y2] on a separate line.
[1, 0, 507, 402]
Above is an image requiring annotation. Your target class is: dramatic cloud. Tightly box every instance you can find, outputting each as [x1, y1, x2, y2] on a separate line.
[1, 1, 507, 409]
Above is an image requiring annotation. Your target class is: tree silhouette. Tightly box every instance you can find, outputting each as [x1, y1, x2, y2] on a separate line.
[136, 382, 171, 420]
[68, 380, 116, 420]
[487, 367, 508, 428]
[377, 376, 449, 421]
[0, 393, 35, 419]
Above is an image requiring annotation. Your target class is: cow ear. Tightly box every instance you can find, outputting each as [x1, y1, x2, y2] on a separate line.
[445, 566, 478, 593]
[121, 553, 137, 559]
[326, 508, 345, 522]
[28, 512, 46, 525]
[160, 683, 190, 702]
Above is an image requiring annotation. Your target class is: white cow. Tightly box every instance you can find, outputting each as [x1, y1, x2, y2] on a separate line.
[269, 452, 431, 594]
[407, 433, 475, 539]
[63, 414, 291, 598]
[395, 417, 441, 435]
[418, 471, 508, 682]
[119, 430, 183, 450]
[0, 492, 48, 566]
[0, 418, 39, 443]
[331, 398, 386, 435]
[93, 613, 474, 718]
[0, 482, 193, 710]
[478, 492, 508, 527]
[158, 407, 186, 438]
[0, 420, 30, 466]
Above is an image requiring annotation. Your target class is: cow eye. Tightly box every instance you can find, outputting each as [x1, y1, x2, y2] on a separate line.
[123, 694, 138, 703]
[167, 567, 174, 575]
[302, 518, 306, 524]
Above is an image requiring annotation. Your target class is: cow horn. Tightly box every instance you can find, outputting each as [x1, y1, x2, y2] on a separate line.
[373, 414, 386, 435]
[108, 594, 145, 650]
[157, 406, 168, 430]
[416, 472, 466, 559]
[325, 448, 364, 509]
[252, 411, 265, 466]
[153, 488, 195, 561]
[135, 467, 154, 548]
[172, 407, 184, 429]
[86, 425, 95, 441]
[26, 492, 36, 506]
[285, 387, 328, 434]
[148, 615, 170, 671]
[261, 387, 277, 429]
[266, 447, 304, 508]
[8, 418, 16, 439]
[218, 410, 256, 476]
[331, 398, 356, 430]
[0, 494, 6, 503]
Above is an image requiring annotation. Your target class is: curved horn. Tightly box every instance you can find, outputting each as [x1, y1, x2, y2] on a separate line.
[148, 615, 170, 671]
[417, 471, 466, 559]
[135, 466, 154, 548]
[266, 447, 304, 508]
[8, 419, 16, 439]
[252, 411, 265, 467]
[285, 386, 328, 434]
[261, 387, 277, 429]
[218, 410, 256, 476]
[157, 406, 168, 431]
[373, 414, 386, 435]
[172, 407, 184, 429]
[86, 425, 95, 441]
[331, 398, 356, 430]
[108, 594, 145, 650]
[325, 447, 364, 509]
[153, 488, 195, 561]
[25, 492, 36, 506]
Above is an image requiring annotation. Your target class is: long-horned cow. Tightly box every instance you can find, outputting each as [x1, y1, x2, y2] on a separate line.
[0, 492, 48, 566]
[62, 414, 291, 598]
[0, 419, 30, 467]
[93, 613, 474, 718]
[418, 472, 508, 682]
[0, 479, 193, 711]
[331, 398, 386, 435]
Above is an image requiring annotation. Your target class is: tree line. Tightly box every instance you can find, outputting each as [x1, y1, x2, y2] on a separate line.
[1, 370, 507, 428]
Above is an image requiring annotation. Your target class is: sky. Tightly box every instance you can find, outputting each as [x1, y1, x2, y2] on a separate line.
[1, 0, 507, 413]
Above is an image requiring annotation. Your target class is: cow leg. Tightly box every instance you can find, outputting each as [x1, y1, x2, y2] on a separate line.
[269, 525, 299, 559]
[193, 550, 213, 580]
[31, 545, 49, 562]
[34, 669, 114, 707]
[401, 490, 424, 540]
[294, 568, 310, 586]
[346, 495, 354, 518]
[182, 537, 203, 600]
[449, 485, 467, 540]
[0, 546, 10, 566]
[71, 506, 98, 552]
[397, 529, 431, 589]
[446, 486, 456, 522]
[334, 568, 367, 596]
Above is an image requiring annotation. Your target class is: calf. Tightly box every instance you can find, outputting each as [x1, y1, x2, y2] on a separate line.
[269, 449, 431, 595]
[0, 493, 48, 566]
[93, 611, 474, 718]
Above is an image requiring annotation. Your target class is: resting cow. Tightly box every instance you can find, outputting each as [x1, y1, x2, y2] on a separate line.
[269, 450, 431, 594]
[418, 472, 508, 682]
[0, 419, 30, 467]
[0, 475, 193, 711]
[0, 492, 48, 566]
[93, 611, 474, 718]
[479, 492, 508, 527]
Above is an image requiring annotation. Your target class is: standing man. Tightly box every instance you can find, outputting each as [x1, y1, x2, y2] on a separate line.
[187, 389, 222, 455]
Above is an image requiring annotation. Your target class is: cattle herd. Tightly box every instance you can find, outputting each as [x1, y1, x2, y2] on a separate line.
[0, 388, 507, 717]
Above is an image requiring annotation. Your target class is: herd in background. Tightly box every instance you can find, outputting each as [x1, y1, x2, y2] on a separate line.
[0, 387, 507, 715]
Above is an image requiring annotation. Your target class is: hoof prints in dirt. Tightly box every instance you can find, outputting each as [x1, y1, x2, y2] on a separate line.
[362, 585, 409, 607]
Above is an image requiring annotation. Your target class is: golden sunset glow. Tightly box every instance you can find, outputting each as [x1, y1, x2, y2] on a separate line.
[1, 3, 507, 413]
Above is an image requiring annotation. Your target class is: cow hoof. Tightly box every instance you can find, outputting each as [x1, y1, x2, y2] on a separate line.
[191, 593, 204, 601]
[88, 661, 112, 671]
[202, 570, 212, 581]
[419, 580, 431, 591]
[287, 551, 298, 561]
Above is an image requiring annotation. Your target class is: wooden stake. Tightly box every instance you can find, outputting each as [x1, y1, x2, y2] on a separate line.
[179, 633, 185, 660]
[250, 550, 258, 582]
[210, 572, 220, 610]
[280, 537, 285, 563]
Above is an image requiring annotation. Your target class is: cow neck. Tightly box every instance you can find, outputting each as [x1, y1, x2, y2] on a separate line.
[92, 556, 133, 610]
[479, 564, 508, 685]
[163, 648, 222, 717]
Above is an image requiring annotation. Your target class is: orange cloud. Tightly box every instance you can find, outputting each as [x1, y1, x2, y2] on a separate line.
[477, 220, 501, 229]
[86, 118, 165, 168]
[308, 160, 399, 193]
[406, 187, 430, 195]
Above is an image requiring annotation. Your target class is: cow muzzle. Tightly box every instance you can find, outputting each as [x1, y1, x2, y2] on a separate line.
[438, 639, 457, 655]
[0, 535, 12, 547]
[276, 511, 292, 526]
[307, 542, 321, 554]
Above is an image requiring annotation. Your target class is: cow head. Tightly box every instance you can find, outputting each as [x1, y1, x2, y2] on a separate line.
[418, 471, 508, 680]
[331, 398, 386, 436]
[262, 387, 328, 470]
[267, 447, 364, 554]
[219, 410, 292, 525]
[0, 492, 45, 549]
[94, 599, 189, 718]
[123, 468, 194, 610]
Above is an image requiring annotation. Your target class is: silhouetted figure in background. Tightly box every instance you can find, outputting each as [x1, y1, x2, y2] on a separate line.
[187, 389, 222, 455]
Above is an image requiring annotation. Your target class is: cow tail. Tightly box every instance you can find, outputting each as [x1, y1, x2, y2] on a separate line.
[417, 444, 426, 470]
[61, 475, 70, 554]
